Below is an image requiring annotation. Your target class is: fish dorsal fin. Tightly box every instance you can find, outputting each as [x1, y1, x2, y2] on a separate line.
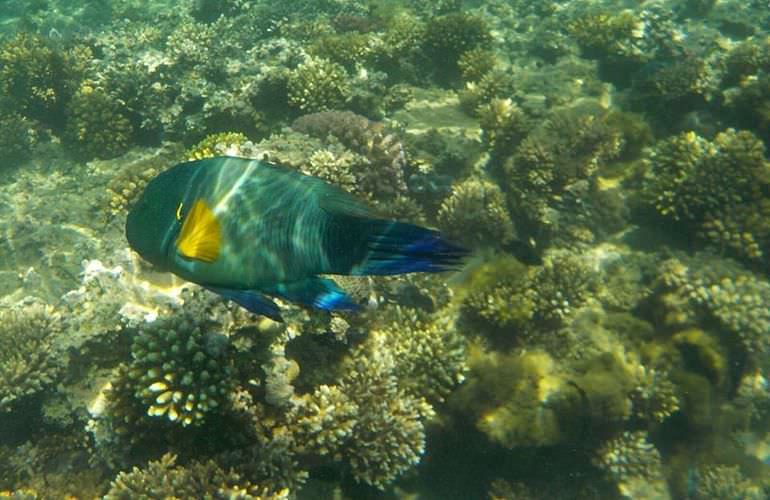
[176, 199, 221, 262]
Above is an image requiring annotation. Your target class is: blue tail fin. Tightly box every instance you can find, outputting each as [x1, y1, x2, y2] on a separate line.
[351, 219, 467, 276]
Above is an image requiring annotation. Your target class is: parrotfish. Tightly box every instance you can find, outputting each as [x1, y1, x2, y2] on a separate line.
[125, 157, 466, 321]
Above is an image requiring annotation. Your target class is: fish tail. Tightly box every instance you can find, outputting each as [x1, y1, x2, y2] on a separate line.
[350, 218, 467, 276]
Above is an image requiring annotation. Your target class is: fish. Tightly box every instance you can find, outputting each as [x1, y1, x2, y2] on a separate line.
[125, 156, 466, 321]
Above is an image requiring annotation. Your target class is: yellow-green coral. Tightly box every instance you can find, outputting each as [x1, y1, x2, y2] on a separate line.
[436, 177, 515, 249]
[128, 318, 234, 426]
[567, 10, 645, 61]
[287, 57, 351, 113]
[185, 131, 250, 160]
[0, 301, 64, 412]
[593, 431, 667, 498]
[105, 453, 286, 500]
[63, 82, 133, 160]
[0, 32, 89, 128]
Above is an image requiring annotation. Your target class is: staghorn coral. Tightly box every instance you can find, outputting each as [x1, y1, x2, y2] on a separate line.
[286, 56, 351, 113]
[436, 177, 515, 250]
[593, 431, 668, 499]
[105, 453, 286, 500]
[0, 299, 65, 412]
[63, 82, 133, 160]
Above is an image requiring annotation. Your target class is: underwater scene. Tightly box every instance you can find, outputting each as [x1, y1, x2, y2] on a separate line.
[2, 0, 770, 498]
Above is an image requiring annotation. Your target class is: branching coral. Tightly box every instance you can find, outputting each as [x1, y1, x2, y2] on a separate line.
[291, 110, 408, 200]
[127, 314, 235, 427]
[0, 32, 89, 129]
[184, 131, 251, 160]
[656, 255, 770, 353]
[338, 331, 436, 489]
[436, 177, 515, 250]
[63, 82, 134, 160]
[593, 431, 667, 498]
[691, 464, 764, 500]
[0, 300, 65, 412]
[105, 453, 285, 499]
[477, 98, 530, 159]
[0, 109, 37, 163]
[286, 56, 351, 113]
[503, 104, 624, 247]
[421, 12, 492, 84]
[461, 251, 598, 340]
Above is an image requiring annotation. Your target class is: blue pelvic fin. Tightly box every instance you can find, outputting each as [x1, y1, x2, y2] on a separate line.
[267, 277, 360, 312]
[206, 286, 284, 322]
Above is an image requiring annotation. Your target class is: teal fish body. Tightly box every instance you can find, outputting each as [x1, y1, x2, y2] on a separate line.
[126, 157, 466, 320]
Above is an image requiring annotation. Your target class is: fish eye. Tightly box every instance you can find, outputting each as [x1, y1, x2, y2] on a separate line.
[176, 202, 184, 221]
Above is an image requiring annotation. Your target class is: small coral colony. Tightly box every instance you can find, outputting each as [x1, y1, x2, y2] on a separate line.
[1, 0, 770, 498]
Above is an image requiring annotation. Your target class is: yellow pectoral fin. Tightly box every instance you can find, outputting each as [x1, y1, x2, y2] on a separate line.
[176, 199, 222, 263]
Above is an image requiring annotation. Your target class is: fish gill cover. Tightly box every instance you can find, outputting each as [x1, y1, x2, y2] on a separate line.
[0, 0, 770, 498]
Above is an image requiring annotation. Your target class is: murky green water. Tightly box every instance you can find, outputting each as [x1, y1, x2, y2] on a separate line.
[1, 1, 769, 498]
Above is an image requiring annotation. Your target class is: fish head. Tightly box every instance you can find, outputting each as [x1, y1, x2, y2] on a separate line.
[125, 162, 199, 269]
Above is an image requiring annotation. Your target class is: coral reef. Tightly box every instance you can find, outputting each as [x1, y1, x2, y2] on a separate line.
[593, 431, 668, 499]
[0, 299, 64, 412]
[0, 32, 88, 130]
[436, 177, 515, 250]
[641, 129, 770, 267]
[105, 453, 285, 499]
[691, 464, 765, 500]
[421, 12, 492, 84]
[63, 82, 133, 160]
[655, 254, 770, 354]
[127, 317, 235, 426]
[502, 103, 626, 248]
[286, 56, 351, 113]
